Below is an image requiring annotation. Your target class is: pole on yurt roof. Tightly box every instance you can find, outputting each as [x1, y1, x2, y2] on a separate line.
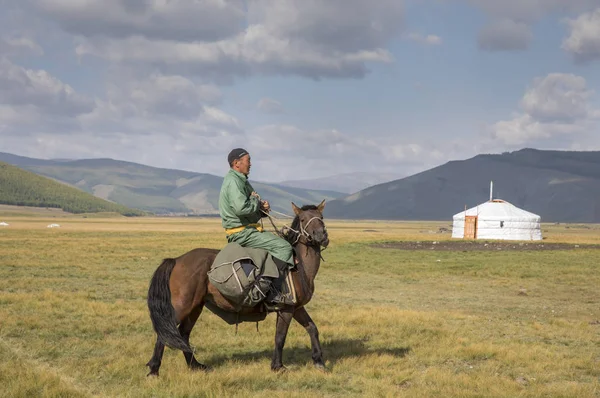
[489, 181, 493, 201]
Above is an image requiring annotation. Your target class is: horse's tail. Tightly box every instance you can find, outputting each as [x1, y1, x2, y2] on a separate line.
[147, 258, 192, 353]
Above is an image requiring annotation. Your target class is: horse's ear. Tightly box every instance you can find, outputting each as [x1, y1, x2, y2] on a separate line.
[292, 202, 301, 215]
[317, 199, 326, 213]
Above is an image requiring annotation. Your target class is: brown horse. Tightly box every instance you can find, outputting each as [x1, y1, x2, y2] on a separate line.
[146, 200, 329, 375]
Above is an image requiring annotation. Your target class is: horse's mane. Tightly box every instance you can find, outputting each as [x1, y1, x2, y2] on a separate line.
[283, 205, 319, 245]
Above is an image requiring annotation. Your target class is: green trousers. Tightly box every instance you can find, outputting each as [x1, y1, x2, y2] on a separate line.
[227, 227, 294, 265]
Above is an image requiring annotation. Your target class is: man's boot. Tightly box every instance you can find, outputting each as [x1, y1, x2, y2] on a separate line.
[263, 278, 294, 311]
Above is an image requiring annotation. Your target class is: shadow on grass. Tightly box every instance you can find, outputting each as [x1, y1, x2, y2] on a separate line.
[203, 338, 410, 370]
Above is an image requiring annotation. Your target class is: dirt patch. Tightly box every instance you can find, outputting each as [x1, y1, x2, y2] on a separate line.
[372, 240, 600, 251]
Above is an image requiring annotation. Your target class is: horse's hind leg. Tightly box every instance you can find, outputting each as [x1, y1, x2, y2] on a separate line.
[179, 304, 210, 371]
[293, 307, 325, 370]
[146, 339, 165, 376]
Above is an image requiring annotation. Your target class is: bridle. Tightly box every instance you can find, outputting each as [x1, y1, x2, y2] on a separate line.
[261, 210, 329, 253]
[290, 215, 327, 246]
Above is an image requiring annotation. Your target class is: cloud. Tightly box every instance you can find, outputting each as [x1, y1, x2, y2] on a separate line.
[0, 36, 44, 57]
[477, 19, 532, 51]
[407, 33, 442, 46]
[8, 0, 407, 81]
[0, 58, 95, 118]
[562, 8, 600, 63]
[468, 0, 597, 22]
[107, 73, 222, 119]
[62, 0, 403, 81]
[257, 98, 284, 114]
[32, 0, 247, 42]
[489, 73, 599, 147]
[78, 73, 241, 137]
[520, 73, 592, 122]
[468, 0, 597, 52]
[75, 30, 394, 81]
[250, 0, 405, 53]
[489, 114, 588, 146]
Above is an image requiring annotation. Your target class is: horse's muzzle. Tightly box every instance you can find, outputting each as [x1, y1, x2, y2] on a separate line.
[311, 231, 329, 248]
[319, 231, 329, 248]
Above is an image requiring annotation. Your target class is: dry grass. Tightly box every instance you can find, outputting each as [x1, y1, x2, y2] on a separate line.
[0, 211, 599, 397]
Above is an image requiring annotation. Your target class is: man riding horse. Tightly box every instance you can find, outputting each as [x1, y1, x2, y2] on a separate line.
[218, 148, 295, 309]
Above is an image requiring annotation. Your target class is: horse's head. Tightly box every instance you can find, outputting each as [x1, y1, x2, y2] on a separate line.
[291, 199, 329, 248]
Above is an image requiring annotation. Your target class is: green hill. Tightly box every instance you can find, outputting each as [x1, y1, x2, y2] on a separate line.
[0, 162, 145, 216]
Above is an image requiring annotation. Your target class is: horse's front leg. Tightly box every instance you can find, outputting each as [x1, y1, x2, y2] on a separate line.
[293, 306, 325, 370]
[271, 309, 294, 372]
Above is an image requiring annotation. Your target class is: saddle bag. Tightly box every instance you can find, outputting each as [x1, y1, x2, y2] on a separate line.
[207, 242, 279, 309]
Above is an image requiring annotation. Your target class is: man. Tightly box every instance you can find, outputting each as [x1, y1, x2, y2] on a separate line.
[218, 148, 294, 307]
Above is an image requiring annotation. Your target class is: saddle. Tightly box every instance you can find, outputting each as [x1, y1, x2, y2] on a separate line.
[206, 242, 296, 324]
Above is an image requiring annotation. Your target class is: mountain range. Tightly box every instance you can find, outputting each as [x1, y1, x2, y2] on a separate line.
[0, 152, 344, 216]
[1, 148, 599, 222]
[325, 148, 600, 223]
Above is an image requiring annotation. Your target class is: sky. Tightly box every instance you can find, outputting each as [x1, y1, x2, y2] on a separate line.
[0, 0, 599, 183]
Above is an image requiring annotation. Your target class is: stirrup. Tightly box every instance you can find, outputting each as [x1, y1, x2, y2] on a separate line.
[264, 287, 295, 311]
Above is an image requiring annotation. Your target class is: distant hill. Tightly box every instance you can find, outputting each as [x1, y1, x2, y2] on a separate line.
[0, 162, 145, 216]
[325, 149, 600, 223]
[0, 153, 344, 215]
[277, 172, 405, 194]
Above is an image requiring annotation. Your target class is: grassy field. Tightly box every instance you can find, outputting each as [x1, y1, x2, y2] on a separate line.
[0, 210, 599, 397]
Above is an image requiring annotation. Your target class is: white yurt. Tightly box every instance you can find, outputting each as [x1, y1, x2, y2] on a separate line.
[452, 183, 542, 241]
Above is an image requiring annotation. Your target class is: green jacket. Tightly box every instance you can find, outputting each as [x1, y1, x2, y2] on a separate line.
[218, 169, 262, 229]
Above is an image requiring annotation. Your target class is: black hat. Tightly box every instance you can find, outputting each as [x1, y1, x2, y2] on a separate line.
[228, 148, 249, 165]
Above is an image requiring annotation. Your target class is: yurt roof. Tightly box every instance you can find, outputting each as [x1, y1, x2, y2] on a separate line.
[453, 199, 540, 221]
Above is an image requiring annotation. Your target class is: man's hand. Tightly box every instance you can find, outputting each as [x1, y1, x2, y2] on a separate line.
[260, 200, 271, 212]
[250, 191, 260, 199]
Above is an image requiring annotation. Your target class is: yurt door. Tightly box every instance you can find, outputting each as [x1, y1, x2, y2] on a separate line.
[464, 216, 477, 239]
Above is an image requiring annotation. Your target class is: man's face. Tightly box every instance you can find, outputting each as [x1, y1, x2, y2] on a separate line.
[234, 154, 251, 176]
